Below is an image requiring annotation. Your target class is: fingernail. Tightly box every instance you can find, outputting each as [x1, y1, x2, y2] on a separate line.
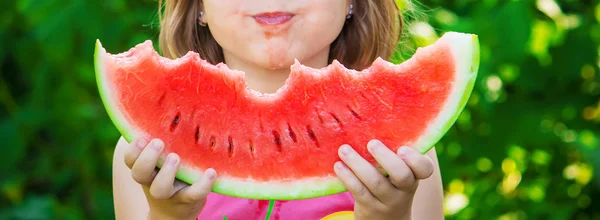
[136, 138, 148, 149]
[205, 168, 216, 180]
[150, 139, 164, 151]
[165, 153, 178, 166]
[340, 145, 352, 156]
[398, 146, 412, 157]
[334, 162, 345, 170]
[367, 140, 382, 153]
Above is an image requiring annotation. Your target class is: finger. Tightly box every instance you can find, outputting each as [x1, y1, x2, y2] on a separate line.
[368, 140, 416, 190]
[398, 146, 434, 180]
[338, 144, 395, 200]
[178, 168, 216, 204]
[149, 153, 179, 200]
[334, 161, 380, 205]
[124, 137, 149, 168]
[131, 139, 164, 185]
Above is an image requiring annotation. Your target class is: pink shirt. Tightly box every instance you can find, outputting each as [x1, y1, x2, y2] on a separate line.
[197, 192, 355, 220]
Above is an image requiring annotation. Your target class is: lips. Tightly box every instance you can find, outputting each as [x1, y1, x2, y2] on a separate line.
[253, 12, 294, 25]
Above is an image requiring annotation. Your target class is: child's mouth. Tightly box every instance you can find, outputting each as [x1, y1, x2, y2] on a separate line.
[253, 12, 295, 26]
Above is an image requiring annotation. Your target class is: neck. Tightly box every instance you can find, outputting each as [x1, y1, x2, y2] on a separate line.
[222, 49, 330, 94]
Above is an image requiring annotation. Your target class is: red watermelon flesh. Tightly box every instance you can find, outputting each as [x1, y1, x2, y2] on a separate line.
[95, 32, 479, 200]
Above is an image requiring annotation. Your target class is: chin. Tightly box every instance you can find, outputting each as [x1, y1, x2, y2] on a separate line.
[268, 59, 295, 70]
[255, 53, 296, 70]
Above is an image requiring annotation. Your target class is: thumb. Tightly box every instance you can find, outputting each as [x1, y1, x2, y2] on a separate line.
[397, 147, 434, 180]
[177, 168, 217, 204]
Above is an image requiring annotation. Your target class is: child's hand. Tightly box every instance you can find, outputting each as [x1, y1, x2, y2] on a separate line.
[124, 138, 216, 220]
[334, 140, 434, 220]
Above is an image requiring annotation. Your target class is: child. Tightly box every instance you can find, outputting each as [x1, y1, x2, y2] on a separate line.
[112, 0, 444, 219]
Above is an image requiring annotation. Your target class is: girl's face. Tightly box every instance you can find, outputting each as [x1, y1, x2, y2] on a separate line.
[202, 0, 350, 70]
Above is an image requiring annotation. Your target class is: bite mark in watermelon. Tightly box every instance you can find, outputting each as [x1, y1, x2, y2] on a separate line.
[95, 32, 479, 200]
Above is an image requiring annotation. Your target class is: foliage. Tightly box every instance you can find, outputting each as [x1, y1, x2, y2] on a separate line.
[1, 0, 599, 219]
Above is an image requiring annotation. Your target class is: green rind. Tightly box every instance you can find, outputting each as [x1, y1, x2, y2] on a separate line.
[415, 34, 480, 154]
[164, 159, 348, 200]
[212, 176, 347, 200]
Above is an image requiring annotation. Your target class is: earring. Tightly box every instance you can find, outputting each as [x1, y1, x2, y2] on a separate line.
[346, 4, 354, 19]
[198, 11, 207, 26]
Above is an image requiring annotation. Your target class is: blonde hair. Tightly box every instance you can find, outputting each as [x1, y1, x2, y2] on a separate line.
[158, 0, 402, 70]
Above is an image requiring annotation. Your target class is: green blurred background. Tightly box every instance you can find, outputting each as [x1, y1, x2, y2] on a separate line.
[1, 0, 599, 219]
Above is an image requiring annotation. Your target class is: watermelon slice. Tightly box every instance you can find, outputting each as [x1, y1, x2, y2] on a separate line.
[95, 32, 479, 200]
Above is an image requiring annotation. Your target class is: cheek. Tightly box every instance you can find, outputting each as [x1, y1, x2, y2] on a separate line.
[304, 0, 347, 36]
[303, 11, 346, 42]
[204, 1, 254, 50]
[288, 2, 347, 56]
